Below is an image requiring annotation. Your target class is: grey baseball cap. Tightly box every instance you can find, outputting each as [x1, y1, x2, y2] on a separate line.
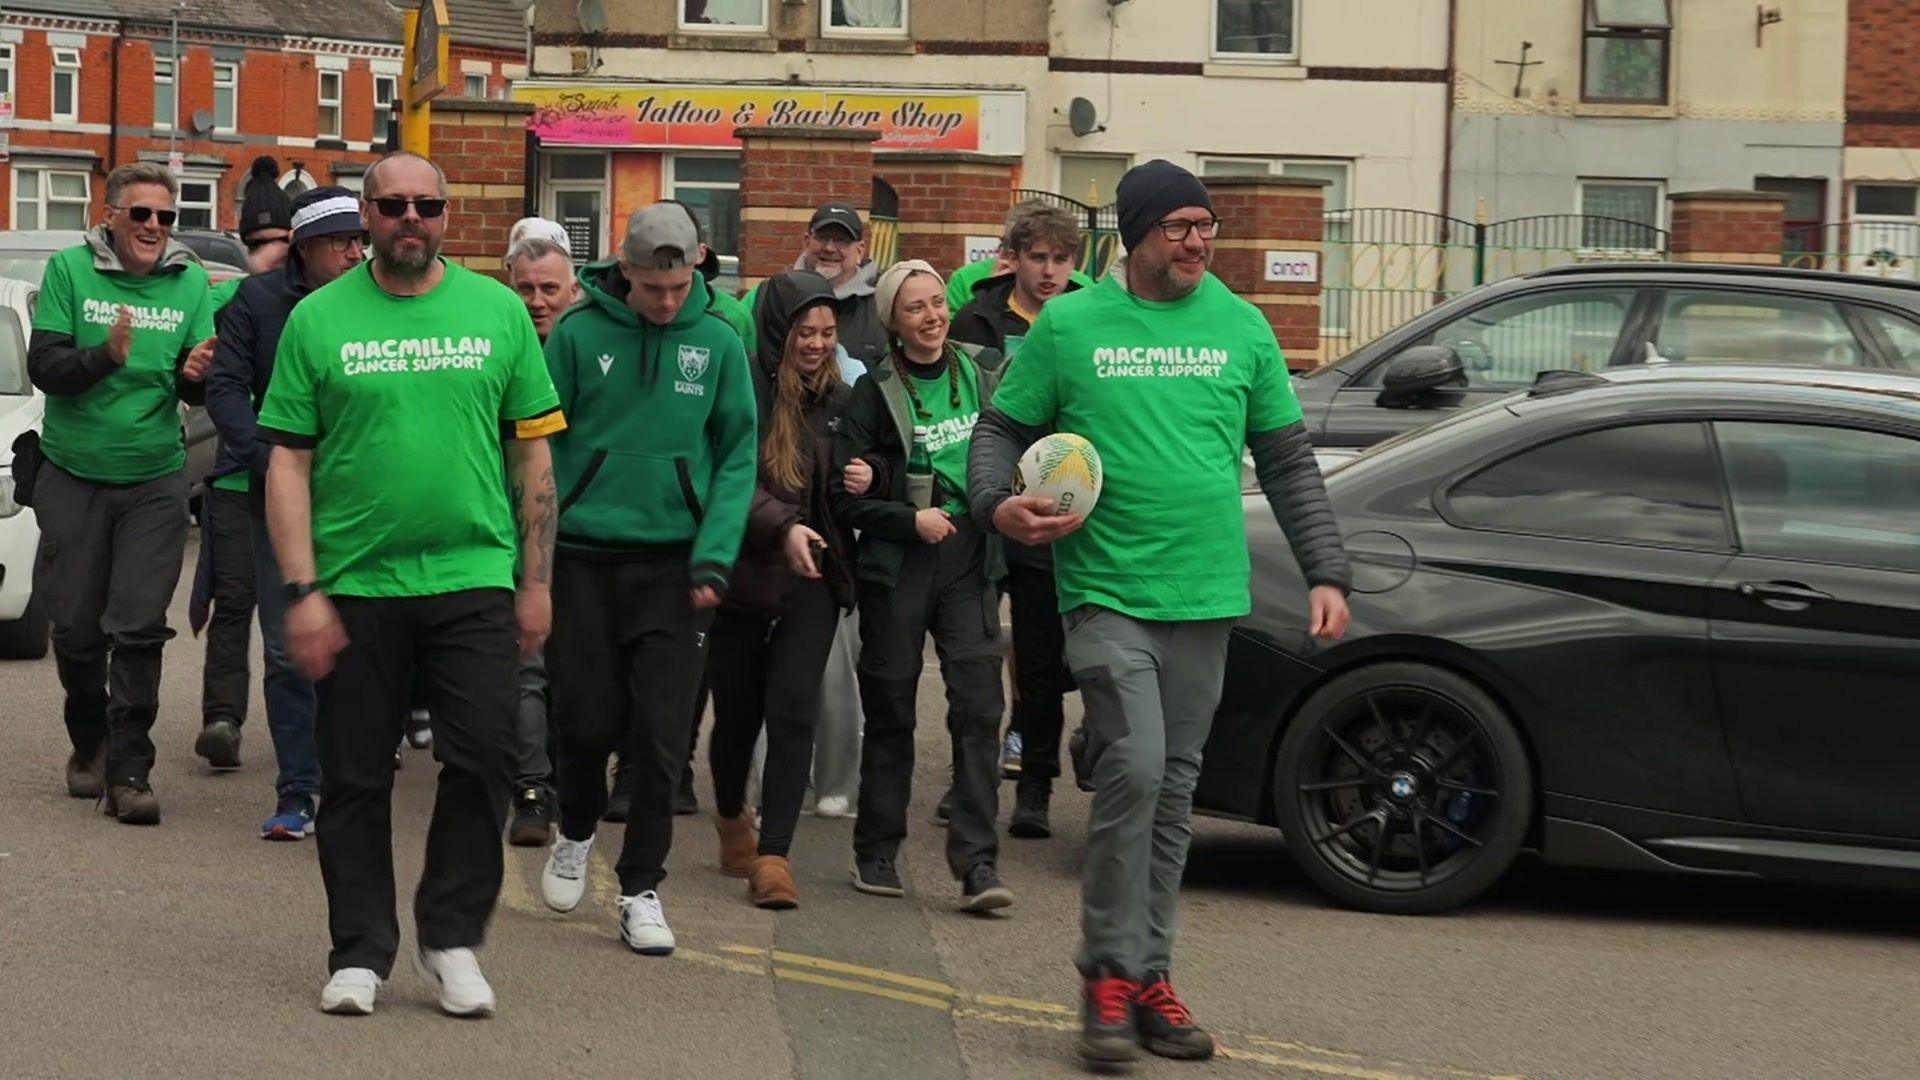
[621, 202, 699, 270]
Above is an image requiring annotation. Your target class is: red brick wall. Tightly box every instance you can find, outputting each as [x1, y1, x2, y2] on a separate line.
[432, 100, 534, 280]
[737, 127, 879, 284]
[877, 154, 1017, 273]
[1203, 177, 1326, 369]
[450, 45, 524, 99]
[1846, 0, 1920, 149]
[1668, 193, 1787, 264]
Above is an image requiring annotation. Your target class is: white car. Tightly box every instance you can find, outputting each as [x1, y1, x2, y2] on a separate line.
[0, 276, 45, 657]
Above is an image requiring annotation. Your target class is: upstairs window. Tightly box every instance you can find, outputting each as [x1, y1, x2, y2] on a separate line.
[1583, 0, 1671, 104]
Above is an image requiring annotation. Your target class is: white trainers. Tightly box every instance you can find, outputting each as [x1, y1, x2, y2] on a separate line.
[319, 967, 381, 1015]
[541, 835, 593, 913]
[413, 946, 497, 1018]
[617, 891, 676, 956]
[814, 794, 853, 818]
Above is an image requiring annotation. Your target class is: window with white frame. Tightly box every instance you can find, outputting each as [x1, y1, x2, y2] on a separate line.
[1578, 178, 1666, 250]
[373, 75, 397, 148]
[177, 177, 217, 230]
[826, 0, 906, 34]
[13, 167, 91, 230]
[543, 153, 609, 264]
[681, 0, 767, 32]
[153, 56, 175, 131]
[52, 48, 80, 124]
[464, 73, 487, 98]
[0, 45, 14, 101]
[213, 61, 238, 133]
[1214, 0, 1298, 61]
[317, 70, 342, 139]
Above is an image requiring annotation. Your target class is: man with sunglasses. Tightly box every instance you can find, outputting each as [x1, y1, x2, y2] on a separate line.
[256, 153, 564, 1019]
[968, 160, 1352, 1067]
[25, 161, 218, 824]
[205, 185, 367, 843]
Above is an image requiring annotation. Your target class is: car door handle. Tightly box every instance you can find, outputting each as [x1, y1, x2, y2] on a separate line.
[1736, 580, 1833, 610]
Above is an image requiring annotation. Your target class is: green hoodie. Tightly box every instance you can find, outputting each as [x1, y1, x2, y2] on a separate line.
[544, 261, 759, 593]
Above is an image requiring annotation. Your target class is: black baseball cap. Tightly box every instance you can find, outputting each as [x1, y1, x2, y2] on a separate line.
[809, 203, 864, 241]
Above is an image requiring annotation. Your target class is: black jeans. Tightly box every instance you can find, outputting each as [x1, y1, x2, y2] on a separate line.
[549, 550, 708, 895]
[1005, 560, 1073, 779]
[313, 589, 517, 976]
[852, 521, 1004, 879]
[33, 463, 188, 786]
[707, 577, 841, 858]
[200, 487, 255, 728]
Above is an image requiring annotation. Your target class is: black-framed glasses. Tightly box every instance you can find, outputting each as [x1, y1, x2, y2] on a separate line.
[322, 232, 369, 254]
[243, 234, 290, 251]
[809, 229, 855, 248]
[371, 197, 447, 220]
[111, 205, 177, 227]
[1155, 216, 1222, 241]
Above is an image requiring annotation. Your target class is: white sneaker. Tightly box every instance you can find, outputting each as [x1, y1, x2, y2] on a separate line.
[319, 967, 381, 1015]
[617, 891, 676, 956]
[413, 946, 496, 1017]
[541, 835, 593, 913]
[814, 795, 853, 819]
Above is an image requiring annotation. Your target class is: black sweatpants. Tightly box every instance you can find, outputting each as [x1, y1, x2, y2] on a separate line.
[852, 521, 1004, 879]
[313, 588, 517, 977]
[200, 486, 256, 728]
[549, 550, 708, 895]
[1005, 560, 1073, 780]
[32, 463, 188, 786]
[707, 577, 841, 858]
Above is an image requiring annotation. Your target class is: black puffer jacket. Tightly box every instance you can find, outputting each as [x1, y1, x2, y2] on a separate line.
[726, 270, 859, 617]
[204, 250, 321, 518]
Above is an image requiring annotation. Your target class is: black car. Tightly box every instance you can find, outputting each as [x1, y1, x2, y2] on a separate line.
[1299, 263, 1920, 448]
[1200, 364, 1920, 913]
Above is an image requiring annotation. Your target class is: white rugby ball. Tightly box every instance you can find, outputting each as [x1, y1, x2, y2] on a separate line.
[1014, 433, 1104, 517]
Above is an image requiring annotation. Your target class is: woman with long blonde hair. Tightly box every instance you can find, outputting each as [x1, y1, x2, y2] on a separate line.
[705, 269, 865, 909]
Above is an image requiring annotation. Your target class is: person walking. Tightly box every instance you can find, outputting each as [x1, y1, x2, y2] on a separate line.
[535, 202, 756, 956]
[832, 259, 1011, 912]
[188, 160, 296, 772]
[203, 185, 367, 840]
[257, 153, 564, 1018]
[25, 161, 217, 823]
[951, 201, 1088, 839]
[502, 223, 581, 847]
[704, 270, 862, 909]
[742, 203, 886, 367]
[969, 160, 1352, 1066]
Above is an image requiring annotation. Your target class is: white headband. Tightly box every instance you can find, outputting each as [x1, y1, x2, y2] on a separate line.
[290, 195, 362, 238]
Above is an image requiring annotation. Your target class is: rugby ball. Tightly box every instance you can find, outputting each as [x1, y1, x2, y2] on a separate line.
[1014, 433, 1103, 517]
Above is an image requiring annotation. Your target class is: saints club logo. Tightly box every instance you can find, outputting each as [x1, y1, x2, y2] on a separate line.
[675, 345, 710, 396]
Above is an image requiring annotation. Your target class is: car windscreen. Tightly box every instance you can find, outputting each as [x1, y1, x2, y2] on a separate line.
[0, 249, 56, 286]
[0, 306, 27, 394]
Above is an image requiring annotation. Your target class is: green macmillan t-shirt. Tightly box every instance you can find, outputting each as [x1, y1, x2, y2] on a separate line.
[257, 260, 564, 599]
[990, 273, 1302, 622]
[209, 276, 250, 493]
[906, 356, 982, 517]
[32, 246, 214, 484]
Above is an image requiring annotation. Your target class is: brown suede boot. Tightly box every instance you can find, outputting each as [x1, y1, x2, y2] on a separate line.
[716, 813, 756, 878]
[65, 747, 105, 799]
[748, 855, 799, 909]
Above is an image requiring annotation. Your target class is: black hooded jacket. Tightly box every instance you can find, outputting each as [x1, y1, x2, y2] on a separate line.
[949, 272, 1083, 358]
[726, 270, 859, 617]
[204, 249, 322, 517]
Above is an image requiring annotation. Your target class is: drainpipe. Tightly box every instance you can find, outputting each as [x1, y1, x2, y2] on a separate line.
[108, 22, 125, 176]
[1439, 0, 1458, 230]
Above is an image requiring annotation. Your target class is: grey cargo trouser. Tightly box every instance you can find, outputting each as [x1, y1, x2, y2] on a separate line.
[1064, 604, 1233, 979]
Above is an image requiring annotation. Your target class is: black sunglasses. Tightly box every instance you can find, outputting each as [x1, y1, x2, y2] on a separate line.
[371, 197, 447, 220]
[112, 205, 177, 227]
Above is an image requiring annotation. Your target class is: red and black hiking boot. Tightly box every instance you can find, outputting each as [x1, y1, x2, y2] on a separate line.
[1135, 972, 1215, 1060]
[1079, 967, 1141, 1068]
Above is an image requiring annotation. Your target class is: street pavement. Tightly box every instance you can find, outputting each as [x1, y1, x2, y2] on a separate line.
[3, 541, 1918, 1079]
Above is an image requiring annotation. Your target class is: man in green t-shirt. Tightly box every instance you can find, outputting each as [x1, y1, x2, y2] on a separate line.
[256, 153, 565, 1021]
[26, 161, 218, 825]
[969, 161, 1352, 1067]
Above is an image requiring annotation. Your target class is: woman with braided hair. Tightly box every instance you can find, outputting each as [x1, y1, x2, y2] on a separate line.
[830, 259, 1012, 912]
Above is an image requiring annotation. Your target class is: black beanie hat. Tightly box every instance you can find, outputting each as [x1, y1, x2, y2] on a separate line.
[1116, 160, 1214, 252]
[239, 156, 293, 237]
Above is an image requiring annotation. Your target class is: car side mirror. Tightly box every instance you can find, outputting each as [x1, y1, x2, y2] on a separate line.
[1377, 345, 1467, 408]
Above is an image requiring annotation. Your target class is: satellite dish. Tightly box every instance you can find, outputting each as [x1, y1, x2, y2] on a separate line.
[577, 0, 608, 35]
[190, 108, 214, 135]
[1068, 97, 1104, 137]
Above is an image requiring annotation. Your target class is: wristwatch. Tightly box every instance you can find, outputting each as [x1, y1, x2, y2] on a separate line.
[282, 580, 319, 604]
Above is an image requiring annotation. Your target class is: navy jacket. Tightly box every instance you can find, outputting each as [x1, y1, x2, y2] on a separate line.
[204, 252, 319, 516]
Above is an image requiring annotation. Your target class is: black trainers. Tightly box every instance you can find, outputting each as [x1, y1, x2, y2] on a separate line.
[1068, 726, 1095, 793]
[1135, 972, 1216, 1060]
[103, 781, 161, 825]
[933, 786, 952, 827]
[1007, 776, 1051, 839]
[959, 863, 1013, 913]
[1080, 967, 1142, 1067]
[603, 758, 635, 823]
[850, 855, 905, 897]
[194, 720, 242, 770]
[674, 764, 698, 816]
[507, 787, 552, 847]
[405, 709, 433, 750]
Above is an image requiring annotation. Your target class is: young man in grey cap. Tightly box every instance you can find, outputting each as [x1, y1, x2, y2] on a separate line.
[536, 201, 757, 956]
[970, 159, 1352, 1066]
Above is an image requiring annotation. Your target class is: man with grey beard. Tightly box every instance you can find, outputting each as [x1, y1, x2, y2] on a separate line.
[257, 152, 566, 1019]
